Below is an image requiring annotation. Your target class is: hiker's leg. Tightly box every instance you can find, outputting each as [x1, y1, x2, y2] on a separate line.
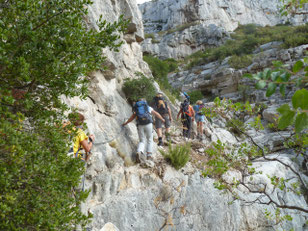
[144, 123, 153, 155]
[187, 117, 192, 139]
[155, 117, 163, 145]
[164, 115, 171, 141]
[137, 125, 146, 154]
[183, 118, 189, 138]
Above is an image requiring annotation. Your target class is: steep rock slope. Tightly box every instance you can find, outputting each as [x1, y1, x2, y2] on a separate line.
[65, 1, 308, 230]
[139, 0, 308, 59]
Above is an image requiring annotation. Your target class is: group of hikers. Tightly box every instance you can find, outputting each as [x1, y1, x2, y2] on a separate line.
[70, 92, 206, 164]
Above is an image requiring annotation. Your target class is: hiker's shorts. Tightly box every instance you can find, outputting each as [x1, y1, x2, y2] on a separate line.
[155, 114, 171, 129]
[195, 114, 205, 123]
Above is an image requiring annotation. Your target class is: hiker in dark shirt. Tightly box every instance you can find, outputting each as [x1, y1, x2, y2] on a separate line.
[177, 99, 195, 139]
[152, 93, 172, 146]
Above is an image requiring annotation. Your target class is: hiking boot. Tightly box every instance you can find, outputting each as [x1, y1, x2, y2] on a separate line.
[166, 133, 171, 142]
[147, 155, 154, 161]
[158, 140, 163, 146]
[141, 160, 155, 168]
[136, 151, 146, 163]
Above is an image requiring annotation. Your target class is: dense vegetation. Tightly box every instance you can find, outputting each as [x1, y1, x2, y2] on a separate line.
[0, 0, 127, 230]
[143, 55, 179, 102]
[186, 23, 308, 69]
[122, 72, 156, 103]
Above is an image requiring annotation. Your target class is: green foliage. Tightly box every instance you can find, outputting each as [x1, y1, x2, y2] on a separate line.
[228, 55, 253, 69]
[166, 22, 200, 34]
[145, 33, 155, 39]
[226, 118, 246, 136]
[0, 0, 127, 229]
[143, 54, 179, 100]
[244, 59, 308, 133]
[187, 90, 204, 104]
[186, 23, 308, 69]
[122, 72, 156, 103]
[160, 143, 191, 170]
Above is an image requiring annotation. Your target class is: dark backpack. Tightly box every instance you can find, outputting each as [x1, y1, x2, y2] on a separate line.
[133, 101, 153, 125]
[181, 100, 192, 117]
[154, 96, 168, 115]
[197, 104, 205, 115]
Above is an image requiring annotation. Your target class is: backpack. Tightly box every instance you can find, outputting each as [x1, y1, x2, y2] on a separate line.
[154, 96, 168, 115]
[181, 100, 192, 117]
[197, 104, 205, 115]
[133, 101, 153, 125]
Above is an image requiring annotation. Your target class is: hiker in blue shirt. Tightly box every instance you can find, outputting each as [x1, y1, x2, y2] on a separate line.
[122, 99, 165, 163]
[193, 100, 205, 140]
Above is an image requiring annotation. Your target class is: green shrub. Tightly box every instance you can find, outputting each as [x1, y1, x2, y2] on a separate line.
[187, 90, 204, 104]
[0, 0, 127, 229]
[122, 72, 156, 103]
[160, 143, 191, 170]
[226, 118, 246, 136]
[166, 21, 200, 34]
[145, 33, 155, 39]
[186, 23, 308, 69]
[143, 55, 179, 100]
[228, 55, 253, 69]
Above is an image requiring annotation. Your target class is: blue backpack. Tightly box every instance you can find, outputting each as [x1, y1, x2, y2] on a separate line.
[133, 101, 153, 125]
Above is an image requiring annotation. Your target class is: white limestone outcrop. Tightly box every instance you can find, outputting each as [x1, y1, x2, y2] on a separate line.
[139, 0, 308, 59]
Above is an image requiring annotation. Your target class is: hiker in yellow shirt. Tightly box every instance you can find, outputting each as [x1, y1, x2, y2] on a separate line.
[69, 112, 95, 161]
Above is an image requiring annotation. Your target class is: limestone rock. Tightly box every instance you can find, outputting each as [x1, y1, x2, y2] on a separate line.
[100, 223, 120, 231]
[139, 0, 308, 59]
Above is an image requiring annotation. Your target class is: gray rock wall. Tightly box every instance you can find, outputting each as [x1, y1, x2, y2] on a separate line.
[139, 0, 308, 59]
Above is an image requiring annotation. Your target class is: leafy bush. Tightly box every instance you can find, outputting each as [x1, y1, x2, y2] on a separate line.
[228, 55, 253, 69]
[143, 55, 179, 100]
[186, 23, 308, 69]
[0, 0, 127, 229]
[187, 90, 204, 104]
[160, 143, 191, 170]
[166, 21, 200, 34]
[145, 33, 155, 39]
[226, 118, 246, 136]
[122, 72, 156, 103]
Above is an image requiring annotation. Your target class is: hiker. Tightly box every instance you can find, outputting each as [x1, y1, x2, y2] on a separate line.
[69, 112, 95, 162]
[177, 98, 195, 139]
[152, 92, 172, 146]
[122, 99, 165, 162]
[193, 100, 206, 140]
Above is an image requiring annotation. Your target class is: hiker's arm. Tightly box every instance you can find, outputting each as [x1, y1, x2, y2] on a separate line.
[191, 107, 195, 121]
[168, 107, 172, 122]
[177, 110, 181, 120]
[152, 110, 165, 122]
[80, 138, 93, 153]
[122, 113, 136, 126]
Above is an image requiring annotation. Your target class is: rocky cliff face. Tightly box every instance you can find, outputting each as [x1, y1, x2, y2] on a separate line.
[169, 43, 308, 101]
[139, 0, 308, 59]
[63, 1, 308, 230]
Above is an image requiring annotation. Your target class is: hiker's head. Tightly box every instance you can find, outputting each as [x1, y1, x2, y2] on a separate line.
[156, 92, 163, 98]
[138, 98, 146, 102]
[69, 112, 85, 126]
[196, 100, 203, 105]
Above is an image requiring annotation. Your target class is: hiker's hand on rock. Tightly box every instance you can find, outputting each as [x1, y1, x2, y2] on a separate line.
[89, 134, 95, 142]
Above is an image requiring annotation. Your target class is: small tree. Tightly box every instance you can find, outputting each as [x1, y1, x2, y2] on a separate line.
[0, 0, 127, 229]
[122, 72, 156, 103]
